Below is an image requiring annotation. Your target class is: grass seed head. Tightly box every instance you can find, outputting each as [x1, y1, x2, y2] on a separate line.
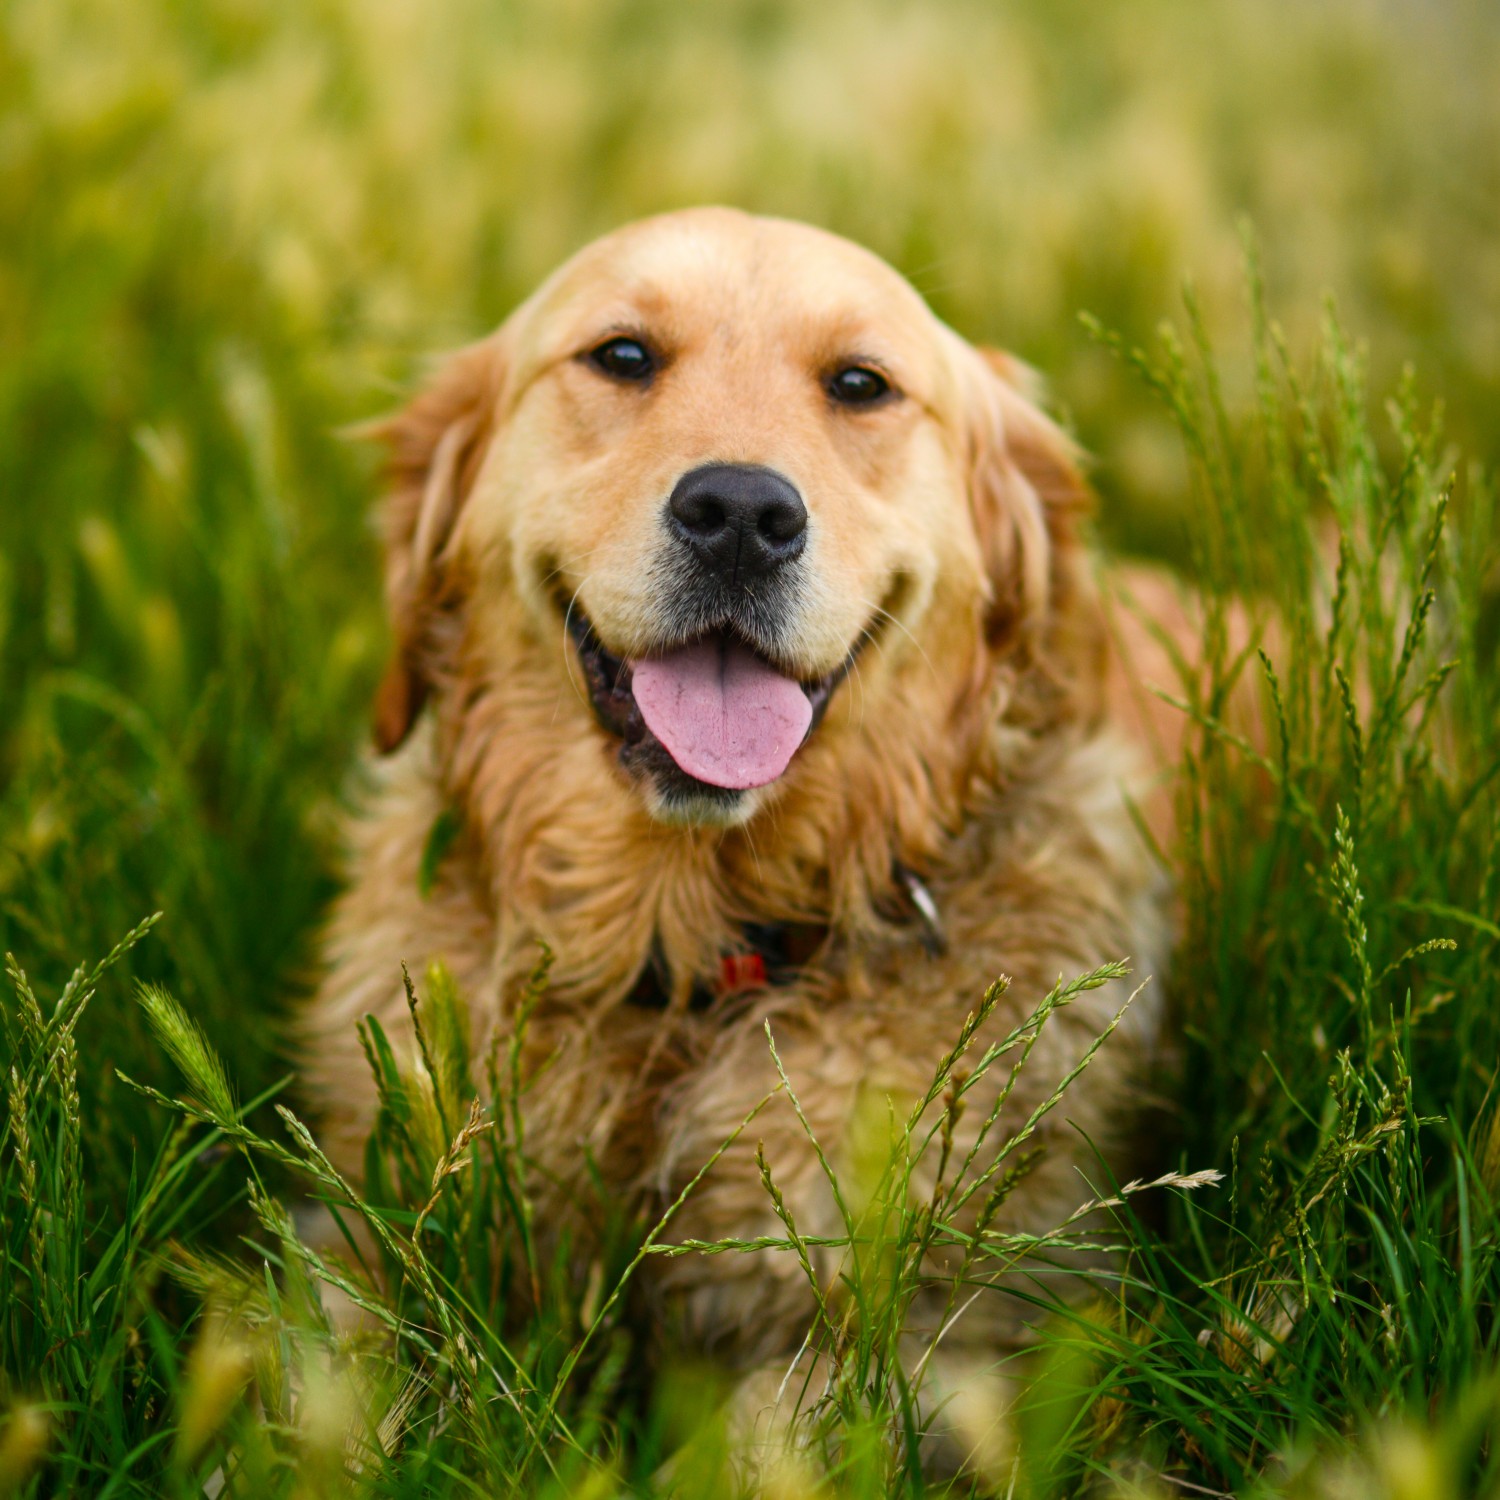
[0, 1404, 51, 1491]
[175, 1309, 256, 1468]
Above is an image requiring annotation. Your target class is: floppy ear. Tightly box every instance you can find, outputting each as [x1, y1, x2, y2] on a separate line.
[962, 346, 1103, 709]
[369, 335, 505, 753]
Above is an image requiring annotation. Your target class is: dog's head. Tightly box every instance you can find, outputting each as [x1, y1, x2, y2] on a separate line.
[372, 208, 1095, 829]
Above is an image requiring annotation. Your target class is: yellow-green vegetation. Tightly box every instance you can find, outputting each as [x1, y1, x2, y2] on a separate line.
[2, 1, 1499, 1495]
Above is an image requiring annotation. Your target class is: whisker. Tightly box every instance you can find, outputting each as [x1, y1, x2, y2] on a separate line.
[846, 651, 868, 733]
[538, 545, 610, 591]
[856, 594, 937, 681]
[738, 808, 766, 887]
[555, 575, 597, 725]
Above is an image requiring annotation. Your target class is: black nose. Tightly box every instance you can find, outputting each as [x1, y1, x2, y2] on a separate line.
[666, 464, 808, 582]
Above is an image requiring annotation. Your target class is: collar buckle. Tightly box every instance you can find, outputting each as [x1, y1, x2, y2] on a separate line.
[894, 861, 948, 957]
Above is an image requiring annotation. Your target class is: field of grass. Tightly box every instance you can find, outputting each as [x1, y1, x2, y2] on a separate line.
[2, 0, 1499, 1494]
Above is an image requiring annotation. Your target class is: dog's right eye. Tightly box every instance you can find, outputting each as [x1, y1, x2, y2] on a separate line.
[587, 336, 656, 383]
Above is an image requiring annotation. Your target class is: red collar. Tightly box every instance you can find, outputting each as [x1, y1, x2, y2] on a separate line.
[623, 864, 943, 1013]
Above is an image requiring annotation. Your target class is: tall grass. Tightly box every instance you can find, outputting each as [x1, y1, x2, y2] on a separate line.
[3, 272, 1497, 1493]
[3, 1, 1499, 1492]
[1058, 267, 1500, 1496]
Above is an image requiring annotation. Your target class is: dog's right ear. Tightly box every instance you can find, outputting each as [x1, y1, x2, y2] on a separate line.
[368, 335, 505, 753]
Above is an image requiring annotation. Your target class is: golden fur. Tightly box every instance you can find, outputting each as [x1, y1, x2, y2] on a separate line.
[306, 208, 1188, 1447]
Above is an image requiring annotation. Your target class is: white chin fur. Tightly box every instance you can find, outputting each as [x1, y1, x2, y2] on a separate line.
[642, 779, 766, 829]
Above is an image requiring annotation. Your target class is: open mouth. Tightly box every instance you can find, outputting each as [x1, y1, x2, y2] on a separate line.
[564, 607, 856, 796]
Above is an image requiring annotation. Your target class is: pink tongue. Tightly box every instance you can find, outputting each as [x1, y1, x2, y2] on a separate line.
[631, 639, 813, 790]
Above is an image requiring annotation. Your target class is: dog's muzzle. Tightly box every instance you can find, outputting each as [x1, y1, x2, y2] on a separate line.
[558, 462, 871, 809]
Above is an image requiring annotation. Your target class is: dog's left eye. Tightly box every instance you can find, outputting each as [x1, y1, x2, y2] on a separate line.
[588, 336, 656, 383]
[828, 365, 892, 406]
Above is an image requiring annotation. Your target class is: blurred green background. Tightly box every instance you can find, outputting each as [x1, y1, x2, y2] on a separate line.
[1, 0, 1498, 1142]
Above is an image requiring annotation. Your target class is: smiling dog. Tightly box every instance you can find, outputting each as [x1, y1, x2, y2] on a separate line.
[307, 207, 1176, 1442]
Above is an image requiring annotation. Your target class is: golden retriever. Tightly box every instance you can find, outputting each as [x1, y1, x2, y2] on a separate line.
[306, 207, 1185, 1460]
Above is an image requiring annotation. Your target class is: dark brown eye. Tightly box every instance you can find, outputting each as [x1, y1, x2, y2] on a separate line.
[828, 365, 891, 406]
[588, 336, 655, 382]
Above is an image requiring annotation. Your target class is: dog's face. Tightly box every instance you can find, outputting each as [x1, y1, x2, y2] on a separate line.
[375, 209, 1089, 827]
